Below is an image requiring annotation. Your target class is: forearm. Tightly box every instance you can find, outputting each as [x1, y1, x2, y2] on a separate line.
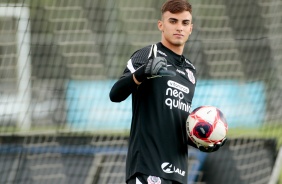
[109, 74, 138, 102]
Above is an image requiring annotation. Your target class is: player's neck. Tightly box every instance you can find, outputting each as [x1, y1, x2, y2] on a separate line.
[161, 41, 184, 55]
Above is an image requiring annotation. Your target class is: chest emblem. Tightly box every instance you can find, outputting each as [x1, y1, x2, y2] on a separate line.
[186, 69, 195, 84]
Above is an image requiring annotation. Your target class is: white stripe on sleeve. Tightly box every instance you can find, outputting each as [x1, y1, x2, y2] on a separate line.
[127, 59, 136, 73]
[136, 177, 142, 184]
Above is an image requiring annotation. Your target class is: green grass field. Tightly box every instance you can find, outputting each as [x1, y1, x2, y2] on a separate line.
[3, 123, 281, 146]
[1, 123, 281, 148]
[228, 124, 282, 148]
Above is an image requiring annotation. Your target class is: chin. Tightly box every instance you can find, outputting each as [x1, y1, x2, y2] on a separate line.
[172, 42, 185, 47]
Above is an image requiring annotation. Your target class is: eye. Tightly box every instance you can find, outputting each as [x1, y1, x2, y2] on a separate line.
[169, 19, 177, 24]
[183, 21, 190, 26]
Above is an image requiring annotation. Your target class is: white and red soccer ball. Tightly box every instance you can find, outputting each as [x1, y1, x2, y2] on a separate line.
[187, 106, 228, 147]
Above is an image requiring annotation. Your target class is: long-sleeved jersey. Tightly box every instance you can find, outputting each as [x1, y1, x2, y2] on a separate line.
[109, 42, 197, 184]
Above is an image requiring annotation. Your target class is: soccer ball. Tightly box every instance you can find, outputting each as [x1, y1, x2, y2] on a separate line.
[187, 106, 228, 147]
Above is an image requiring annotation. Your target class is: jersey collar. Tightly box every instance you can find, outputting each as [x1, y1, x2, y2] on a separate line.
[157, 42, 186, 67]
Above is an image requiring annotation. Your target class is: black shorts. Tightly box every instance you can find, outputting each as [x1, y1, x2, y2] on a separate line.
[127, 173, 181, 184]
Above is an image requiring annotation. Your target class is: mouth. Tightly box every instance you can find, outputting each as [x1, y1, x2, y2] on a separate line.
[173, 34, 184, 38]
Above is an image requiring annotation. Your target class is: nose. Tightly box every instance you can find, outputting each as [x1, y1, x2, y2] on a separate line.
[176, 23, 183, 32]
[177, 28, 183, 32]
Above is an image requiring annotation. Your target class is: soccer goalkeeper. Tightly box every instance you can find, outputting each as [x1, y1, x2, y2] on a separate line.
[109, 0, 224, 183]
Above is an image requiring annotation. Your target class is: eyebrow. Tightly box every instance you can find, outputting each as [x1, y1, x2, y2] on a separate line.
[168, 18, 191, 22]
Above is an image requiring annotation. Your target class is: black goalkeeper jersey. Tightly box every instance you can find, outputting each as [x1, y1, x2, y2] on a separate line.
[110, 42, 197, 184]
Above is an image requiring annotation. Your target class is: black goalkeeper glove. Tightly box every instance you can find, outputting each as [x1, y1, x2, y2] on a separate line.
[134, 44, 176, 83]
[134, 57, 176, 82]
[198, 138, 227, 153]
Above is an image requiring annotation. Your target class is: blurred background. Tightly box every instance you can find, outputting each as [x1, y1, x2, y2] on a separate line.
[0, 0, 281, 183]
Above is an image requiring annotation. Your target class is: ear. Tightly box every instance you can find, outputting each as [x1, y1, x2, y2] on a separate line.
[158, 20, 163, 32]
[189, 23, 193, 35]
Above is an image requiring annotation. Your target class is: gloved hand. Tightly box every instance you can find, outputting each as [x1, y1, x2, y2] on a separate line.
[134, 57, 176, 82]
[198, 138, 227, 153]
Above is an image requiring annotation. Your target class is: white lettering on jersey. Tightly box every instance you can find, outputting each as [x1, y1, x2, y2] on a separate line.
[184, 58, 195, 69]
[165, 98, 190, 112]
[161, 162, 185, 176]
[165, 80, 191, 112]
[157, 50, 167, 57]
[167, 80, 189, 94]
[176, 69, 185, 76]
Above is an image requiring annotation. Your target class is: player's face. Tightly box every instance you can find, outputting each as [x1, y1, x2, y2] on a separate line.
[158, 11, 193, 51]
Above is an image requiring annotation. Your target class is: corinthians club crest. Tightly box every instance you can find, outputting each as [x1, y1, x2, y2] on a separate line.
[185, 69, 195, 84]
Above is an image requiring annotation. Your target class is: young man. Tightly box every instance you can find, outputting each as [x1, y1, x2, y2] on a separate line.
[110, 0, 225, 183]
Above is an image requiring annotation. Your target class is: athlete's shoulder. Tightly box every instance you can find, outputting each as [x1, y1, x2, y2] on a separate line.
[130, 44, 152, 59]
[183, 56, 197, 84]
[183, 56, 196, 71]
[125, 44, 155, 74]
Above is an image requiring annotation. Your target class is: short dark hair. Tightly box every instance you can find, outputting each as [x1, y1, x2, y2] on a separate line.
[161, 0, 192, 14]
